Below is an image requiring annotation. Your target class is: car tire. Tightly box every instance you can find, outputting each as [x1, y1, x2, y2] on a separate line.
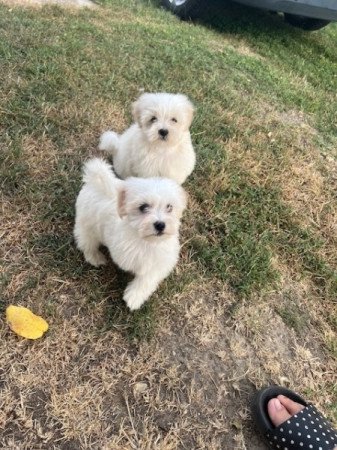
[284, 14, 330, 31]
[161, 0, 207, 19]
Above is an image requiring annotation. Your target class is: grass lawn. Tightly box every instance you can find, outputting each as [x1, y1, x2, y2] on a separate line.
[1, 0, 336, 448]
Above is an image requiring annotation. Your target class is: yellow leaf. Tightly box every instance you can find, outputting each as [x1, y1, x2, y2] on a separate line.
[6, 305, 49, 340]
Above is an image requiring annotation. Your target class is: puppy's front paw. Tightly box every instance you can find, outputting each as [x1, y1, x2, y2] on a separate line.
[85, 251, 107, 268]
[123, 287, 146, 311]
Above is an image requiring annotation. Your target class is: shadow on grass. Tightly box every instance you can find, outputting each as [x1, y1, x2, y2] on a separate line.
[155, 0, 335, 65]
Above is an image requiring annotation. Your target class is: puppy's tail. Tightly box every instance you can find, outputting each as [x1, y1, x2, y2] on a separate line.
[83, 158, 119, 198]
[98, 130, 120, 155]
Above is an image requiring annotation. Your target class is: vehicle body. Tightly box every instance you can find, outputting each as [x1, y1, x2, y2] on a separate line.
[162, 0, 337, 30]
[235, 0, 337, 22]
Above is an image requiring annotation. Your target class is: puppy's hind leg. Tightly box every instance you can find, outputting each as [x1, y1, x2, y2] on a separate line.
[98, 130, 120, 156]
[74, 225, 107, 267]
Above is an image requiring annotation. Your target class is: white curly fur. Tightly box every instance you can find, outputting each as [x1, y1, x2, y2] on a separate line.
[74, 158, 187, 311]
[99, 92, 195, 184]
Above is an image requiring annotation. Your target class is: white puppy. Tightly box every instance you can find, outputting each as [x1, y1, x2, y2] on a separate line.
[74, 158, 187, 311]
[99, 92, 195, 184]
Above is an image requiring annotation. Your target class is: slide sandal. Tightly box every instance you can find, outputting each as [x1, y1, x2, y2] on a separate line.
[251, 386, 337, 450]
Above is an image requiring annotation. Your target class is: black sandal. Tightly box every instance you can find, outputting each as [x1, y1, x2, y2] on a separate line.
[252, 386, 337, 450]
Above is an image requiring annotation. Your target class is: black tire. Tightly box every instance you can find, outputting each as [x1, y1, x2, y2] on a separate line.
[161, 0, 207, 20]
[284, 13, 330, 31]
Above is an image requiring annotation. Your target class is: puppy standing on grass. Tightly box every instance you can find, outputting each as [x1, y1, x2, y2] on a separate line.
[74, 158, 187, 311]
[99, 92, 196, 185]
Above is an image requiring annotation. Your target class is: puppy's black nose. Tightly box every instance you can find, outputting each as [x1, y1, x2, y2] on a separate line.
[154, 221, 166, 233]
[158, 129, 168, 138]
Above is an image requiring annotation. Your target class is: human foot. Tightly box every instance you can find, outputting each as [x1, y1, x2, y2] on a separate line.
[252, 386, 337, 450]
[268, 394, 305, 427]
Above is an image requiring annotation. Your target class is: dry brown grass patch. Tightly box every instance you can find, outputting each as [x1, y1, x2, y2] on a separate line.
[0, 278, 272, 449]
[221, 103, 336, 245]
[21, 135, 59, 180]
[233, 297, 336, 412]
[207, 34, 264, 60]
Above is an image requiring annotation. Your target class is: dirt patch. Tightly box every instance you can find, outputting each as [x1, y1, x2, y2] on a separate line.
[1, 278, 335, 449]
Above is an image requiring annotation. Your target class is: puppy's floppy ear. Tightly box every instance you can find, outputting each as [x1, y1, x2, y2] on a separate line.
[117, 187, 127, 218]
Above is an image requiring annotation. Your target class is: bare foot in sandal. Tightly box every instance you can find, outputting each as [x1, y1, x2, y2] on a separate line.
[268, 395, 337, 449]
[252, 386, 337, 450]
[268, 394, 305, 427]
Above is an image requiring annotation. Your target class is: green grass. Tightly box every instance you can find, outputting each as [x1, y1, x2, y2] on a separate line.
[1, 1, 336, 337]
[192, 175, 281, 295]
[276, 302, 309, 334]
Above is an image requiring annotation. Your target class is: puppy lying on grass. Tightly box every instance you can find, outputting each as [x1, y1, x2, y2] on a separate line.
[74, 158, 187, 311]
[99, 92, 196, 185]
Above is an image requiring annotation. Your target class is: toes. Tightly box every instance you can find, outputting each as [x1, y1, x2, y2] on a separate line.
[268, 398, 292, 427]
[277, 395, 305, 416]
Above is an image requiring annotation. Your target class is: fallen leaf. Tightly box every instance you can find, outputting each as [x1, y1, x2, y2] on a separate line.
[6, 305, 49, 339]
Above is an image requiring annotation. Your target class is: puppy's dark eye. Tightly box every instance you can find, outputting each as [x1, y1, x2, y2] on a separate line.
[139, 203, 150, 213]
[171, 118, 177, 123]
[150, 116, 157, 123]
[167, 204, 173, 213]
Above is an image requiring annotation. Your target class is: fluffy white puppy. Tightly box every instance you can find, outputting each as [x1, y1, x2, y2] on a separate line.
[74, 158, 187, 311]
[99, 92, 195, 184]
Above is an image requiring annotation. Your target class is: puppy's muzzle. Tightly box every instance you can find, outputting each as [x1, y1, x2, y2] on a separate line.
[154, 221, 166, 235]
[158, 129, 169, 140]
